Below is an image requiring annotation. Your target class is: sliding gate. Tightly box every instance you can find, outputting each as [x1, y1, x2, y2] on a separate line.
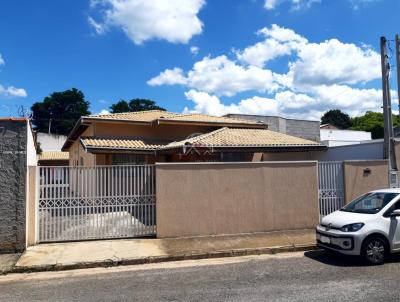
[318, 161, 345, 217]
[38, 165, 156, 242]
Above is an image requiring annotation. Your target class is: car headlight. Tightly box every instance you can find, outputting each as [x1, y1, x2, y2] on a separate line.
[340, 223, 364, 232]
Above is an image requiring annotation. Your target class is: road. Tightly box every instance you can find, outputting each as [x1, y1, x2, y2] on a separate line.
[1, 250, 400, 301]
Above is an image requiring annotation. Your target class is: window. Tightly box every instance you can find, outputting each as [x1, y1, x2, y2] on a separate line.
[341, 192, 399, 214]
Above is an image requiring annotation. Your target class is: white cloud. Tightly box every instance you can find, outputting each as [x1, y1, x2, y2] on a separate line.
[89, 0, 205, 45]
[149, 55, 279, 96]
[184, 89, 278, 116]
[0, 85, 27, 98]
[236, 24, 307, 67]
[149, 23, 384, 119]
[183, 85, 384, 121]
[290, 39, 381, 86]
[147, 67, 187, 86]
[264, 0, 320, 10]
[88, 16, 106, 35]
[265, 0, 379, 10]
[0, 54, 27, 98]
[190, 46, 199, 55]
[98, 109, 110, 115]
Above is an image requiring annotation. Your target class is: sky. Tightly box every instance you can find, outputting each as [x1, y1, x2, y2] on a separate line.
[0, 0, 399, 120]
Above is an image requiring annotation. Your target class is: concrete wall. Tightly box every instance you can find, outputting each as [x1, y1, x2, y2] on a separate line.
[226, 114, 320, 142]
[37, 132, 67, 151]
[0, 119, 27, 252]
[343, 160, 389, 203]
[156, 161, 319, 238]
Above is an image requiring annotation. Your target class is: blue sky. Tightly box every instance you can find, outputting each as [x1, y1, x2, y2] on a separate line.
[0, 0, 399, 119]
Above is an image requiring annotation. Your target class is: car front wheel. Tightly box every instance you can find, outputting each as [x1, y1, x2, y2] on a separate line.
[362, 237, 387, 265]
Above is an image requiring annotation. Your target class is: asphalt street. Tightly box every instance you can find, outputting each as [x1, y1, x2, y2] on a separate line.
[1, 250, 400, 302]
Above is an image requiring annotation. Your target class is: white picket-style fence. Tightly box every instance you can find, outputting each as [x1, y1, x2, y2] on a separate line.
[38, 165, 156, 242]
[318, 161, 345, 218]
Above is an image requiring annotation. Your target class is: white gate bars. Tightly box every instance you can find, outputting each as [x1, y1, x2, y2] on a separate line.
[38, 165, 156, 242]
[318, 161, 345, 217]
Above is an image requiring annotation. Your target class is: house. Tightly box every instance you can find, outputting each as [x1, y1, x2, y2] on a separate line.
[320, 124, 372, 147]
[62, 110, 325, 165]
[225, 114, 320, 142]
[0, 118, 36, 252]
[36, 132, 69, 166]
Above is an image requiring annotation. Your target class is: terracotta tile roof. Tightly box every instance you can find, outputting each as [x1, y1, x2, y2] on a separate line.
[163, 127, 322, 149]
[87, 110, 178, 122]
[38, 151, 69, 161]
[81, 137, 168, 150]
[159, 113, 262, 125]
[79, 128, 322, 152]
[86, 110, 263, 126]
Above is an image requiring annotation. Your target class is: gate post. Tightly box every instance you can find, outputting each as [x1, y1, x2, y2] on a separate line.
[26, 166, 39, 246]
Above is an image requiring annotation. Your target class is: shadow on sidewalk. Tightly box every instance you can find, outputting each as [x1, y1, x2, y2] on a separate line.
[304, 249, 400, 267]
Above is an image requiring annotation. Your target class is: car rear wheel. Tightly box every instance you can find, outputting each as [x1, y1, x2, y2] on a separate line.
[362, 237, 387, 265]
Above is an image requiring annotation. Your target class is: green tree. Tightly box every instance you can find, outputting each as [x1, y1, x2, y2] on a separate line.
[321, 109, 352, 129]
[31, 88, 90, 136]
[110, 98, 165, 113]
[110, 100, 130, 113]
[351, 111, 400, 139]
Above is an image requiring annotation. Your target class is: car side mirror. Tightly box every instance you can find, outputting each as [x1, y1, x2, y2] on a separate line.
[390, 209, 400, 217]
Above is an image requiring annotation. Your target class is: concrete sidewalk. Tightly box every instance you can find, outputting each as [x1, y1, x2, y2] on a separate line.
[7, 229, 315, 274]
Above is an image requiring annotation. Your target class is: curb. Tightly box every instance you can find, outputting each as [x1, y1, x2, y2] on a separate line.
[3, 244, 317, 275]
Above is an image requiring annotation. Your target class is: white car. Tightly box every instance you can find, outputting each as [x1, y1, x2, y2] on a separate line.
[316, 188, 400, 265]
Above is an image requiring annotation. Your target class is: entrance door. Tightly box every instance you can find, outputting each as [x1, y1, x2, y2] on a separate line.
[318, 161, 345, 218]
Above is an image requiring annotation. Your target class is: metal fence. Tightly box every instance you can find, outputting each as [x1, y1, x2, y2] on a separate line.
[318, 161, 345, 217]
[38, 165, 156, 242]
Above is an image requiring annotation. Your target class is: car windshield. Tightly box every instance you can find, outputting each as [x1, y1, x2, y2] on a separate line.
[341, 192, 399, 214]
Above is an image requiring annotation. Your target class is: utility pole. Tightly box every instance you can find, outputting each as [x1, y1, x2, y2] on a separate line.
[396, 34, 400, 120]
[380, 37, 397, 177]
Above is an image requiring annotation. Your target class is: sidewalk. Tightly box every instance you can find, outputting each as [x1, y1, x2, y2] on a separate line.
[5, 229, 316, 274]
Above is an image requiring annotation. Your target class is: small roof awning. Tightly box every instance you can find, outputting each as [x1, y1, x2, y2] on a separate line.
[38, 151, 69, 161]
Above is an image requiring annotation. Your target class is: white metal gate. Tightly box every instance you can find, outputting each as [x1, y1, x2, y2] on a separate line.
[318, 161, 345, 217]
[38, 165, 156, 242]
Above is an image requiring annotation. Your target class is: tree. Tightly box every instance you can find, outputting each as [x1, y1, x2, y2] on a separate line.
[110, 98, 165, 113]
[351, 111, 400, 139]
[31, 88, 90, 136]
[321, 109, 352, 129]
[110, 100, 130, 113]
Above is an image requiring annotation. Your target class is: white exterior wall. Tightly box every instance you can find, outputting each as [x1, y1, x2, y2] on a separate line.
[26, 121, 37, 166]
[320, 129, 372, 147]
[37, 132, 67, 151]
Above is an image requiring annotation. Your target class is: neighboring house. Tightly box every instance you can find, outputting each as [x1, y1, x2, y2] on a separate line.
[0, 118, 36, 252]
[224, 114, 320, 142]
[36, 132, 69, 166]
[62, 110, 325, 166]
[320, 124, 372, 147]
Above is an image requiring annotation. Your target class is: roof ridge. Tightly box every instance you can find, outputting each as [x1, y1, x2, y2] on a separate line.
[164, 127, 228, 148]
[88, 109, 171, 117]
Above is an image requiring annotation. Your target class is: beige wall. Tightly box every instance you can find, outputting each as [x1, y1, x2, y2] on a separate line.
[69, 126, 95, 166]
[343, 160, 389, 203]
[27, 166, 37, 246]
[156, 161, 319, 238]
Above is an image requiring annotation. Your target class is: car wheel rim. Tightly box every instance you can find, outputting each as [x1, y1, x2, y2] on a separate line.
[366, 240, 385, 263]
